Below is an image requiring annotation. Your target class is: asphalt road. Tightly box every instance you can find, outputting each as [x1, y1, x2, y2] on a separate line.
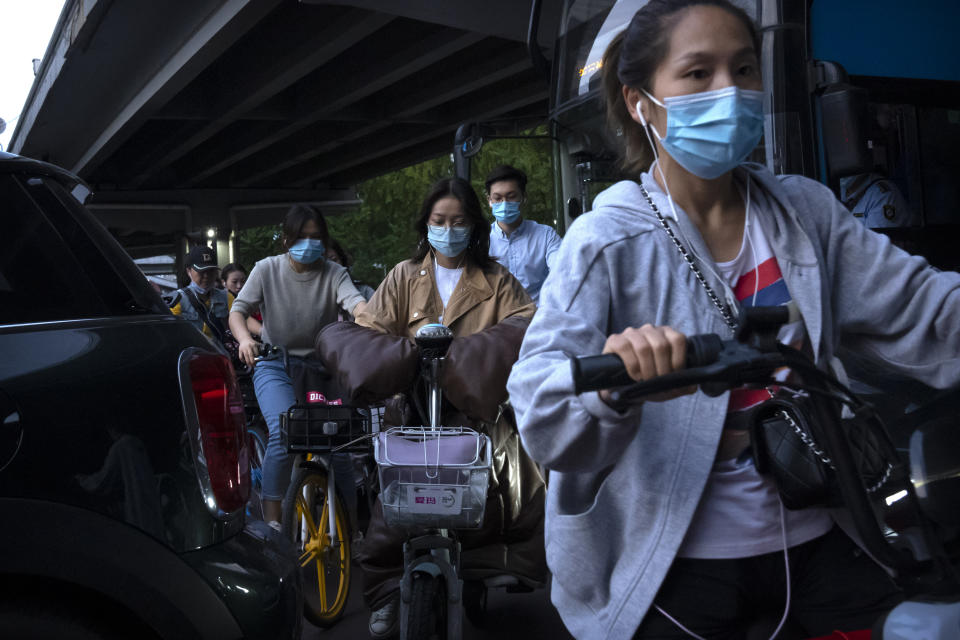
[302, 567, 575, 639]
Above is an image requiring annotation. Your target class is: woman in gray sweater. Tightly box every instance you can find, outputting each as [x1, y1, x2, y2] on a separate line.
[229, 204, 367, 524]
[507, 1, 960, 638]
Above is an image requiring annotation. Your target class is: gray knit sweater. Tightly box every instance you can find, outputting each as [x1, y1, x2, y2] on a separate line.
[232, 254, 365, 354]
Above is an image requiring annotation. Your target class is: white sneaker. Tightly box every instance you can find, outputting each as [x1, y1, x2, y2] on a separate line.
[368, 596, 399, 639]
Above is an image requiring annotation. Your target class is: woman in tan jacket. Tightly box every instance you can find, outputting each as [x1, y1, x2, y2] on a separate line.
[355, 178, 535, 337]
[335, 177, 545, 638]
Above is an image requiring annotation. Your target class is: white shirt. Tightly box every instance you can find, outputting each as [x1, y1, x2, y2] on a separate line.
[678, 179, 832, 559]
[433, 261, 463, 323]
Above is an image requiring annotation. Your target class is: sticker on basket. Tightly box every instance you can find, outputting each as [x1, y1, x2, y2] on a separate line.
[306, 391, 344, 405]
[408, 486, 462, 514]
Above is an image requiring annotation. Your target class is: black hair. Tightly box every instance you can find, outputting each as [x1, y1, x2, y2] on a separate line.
[412, 177, 493, 269]
[327, 238, 352, 267]
[281, 204, 329, 250]
[221, 263, 247, 281]
[603, 0, 760, 174]
[484, 165, 528, 194]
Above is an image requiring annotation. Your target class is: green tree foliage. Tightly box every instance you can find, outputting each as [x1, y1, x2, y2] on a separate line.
[236, 223, 282, 271]
[237, 129, 555, 289]
[326, 154, 454, 288]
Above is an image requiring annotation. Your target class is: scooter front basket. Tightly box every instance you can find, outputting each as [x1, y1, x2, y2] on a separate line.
[374, 426, 492, 529]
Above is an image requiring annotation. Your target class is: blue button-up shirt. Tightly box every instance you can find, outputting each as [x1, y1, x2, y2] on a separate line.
[489, 218, 562, 304]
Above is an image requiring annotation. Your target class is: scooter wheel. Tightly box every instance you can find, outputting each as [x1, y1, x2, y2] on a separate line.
[463, 580, 488, 629]
[407, 573, 447, 639]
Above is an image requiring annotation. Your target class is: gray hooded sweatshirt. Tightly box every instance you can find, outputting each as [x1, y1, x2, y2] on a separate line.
[507, 163, 960, 639]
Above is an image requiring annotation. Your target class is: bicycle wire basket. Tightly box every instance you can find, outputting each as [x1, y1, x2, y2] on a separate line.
[374, 426, 492, 530]
[281, 403, 373, 453]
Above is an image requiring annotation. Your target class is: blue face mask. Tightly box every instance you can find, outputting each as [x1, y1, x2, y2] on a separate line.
[187, 281, 214, 296]
[640, 86, 764, 180]
[288, 238, 325, 264]
[427, 225, 472, 258]
[491, 201, 522, 224]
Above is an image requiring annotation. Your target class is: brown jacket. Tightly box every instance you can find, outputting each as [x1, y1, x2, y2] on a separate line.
[354, 254, 535, 338]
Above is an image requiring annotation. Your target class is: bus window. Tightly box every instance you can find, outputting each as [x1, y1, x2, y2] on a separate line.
[834, 103, 922, 229]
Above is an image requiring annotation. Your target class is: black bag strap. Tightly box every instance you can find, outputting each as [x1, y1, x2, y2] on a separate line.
[181, 287, 228, 345]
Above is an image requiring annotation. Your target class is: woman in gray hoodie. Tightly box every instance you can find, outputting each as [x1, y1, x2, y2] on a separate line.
[507, 1, 960, 639]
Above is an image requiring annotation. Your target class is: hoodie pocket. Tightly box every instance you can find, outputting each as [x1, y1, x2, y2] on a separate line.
[546, 472, 619, 618]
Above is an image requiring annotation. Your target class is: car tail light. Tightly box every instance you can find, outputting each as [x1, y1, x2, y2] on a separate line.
[187, 352, 250, 514]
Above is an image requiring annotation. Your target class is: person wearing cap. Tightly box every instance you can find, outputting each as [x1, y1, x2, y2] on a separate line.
[168, 245, 234, 344]
[486, 164, 562, 305]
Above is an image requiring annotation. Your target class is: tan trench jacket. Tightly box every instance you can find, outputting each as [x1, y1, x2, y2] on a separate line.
[355, 254, 535, 338]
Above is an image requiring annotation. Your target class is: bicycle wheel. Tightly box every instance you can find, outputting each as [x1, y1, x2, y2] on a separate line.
[246, 424, 267, 520]
[282, 465, 351, 627]
[406, 572, 447, 640]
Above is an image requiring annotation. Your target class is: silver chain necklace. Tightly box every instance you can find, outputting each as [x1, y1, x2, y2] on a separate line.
[637, 183, 738, 331]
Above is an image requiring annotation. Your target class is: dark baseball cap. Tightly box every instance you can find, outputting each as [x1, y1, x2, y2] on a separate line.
[186, 245, 218, 271]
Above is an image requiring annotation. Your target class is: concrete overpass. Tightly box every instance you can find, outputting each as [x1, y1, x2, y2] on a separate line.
[10, 0, 560, 263]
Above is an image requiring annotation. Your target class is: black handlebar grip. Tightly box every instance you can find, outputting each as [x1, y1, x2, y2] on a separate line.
[571, 333, 725, 394]
[685, 334, 723, 368]
[571, 354, 632, 394]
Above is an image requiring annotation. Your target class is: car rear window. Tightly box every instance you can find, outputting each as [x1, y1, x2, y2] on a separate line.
[0, 173, 164, 325]
[32, 176, 167, 316]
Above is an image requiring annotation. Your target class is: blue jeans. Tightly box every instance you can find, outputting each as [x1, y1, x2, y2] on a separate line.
[252, 359, 356, 523]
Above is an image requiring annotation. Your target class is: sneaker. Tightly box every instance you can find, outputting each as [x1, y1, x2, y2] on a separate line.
[267, 520, 282, 534]
[368, 595, 399, 639]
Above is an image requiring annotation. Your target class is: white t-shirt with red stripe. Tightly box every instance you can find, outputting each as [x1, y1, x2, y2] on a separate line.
[678, 179, 833, 559]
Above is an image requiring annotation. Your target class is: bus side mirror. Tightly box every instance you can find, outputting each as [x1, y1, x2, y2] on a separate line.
[819, 83, 872, 179]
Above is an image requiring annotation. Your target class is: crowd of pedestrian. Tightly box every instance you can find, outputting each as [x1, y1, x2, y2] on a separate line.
[164, 164, 556, 637]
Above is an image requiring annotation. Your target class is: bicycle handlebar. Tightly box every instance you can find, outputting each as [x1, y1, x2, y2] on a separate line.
[566, 311, 944, 581]
[253, 343, 281, 362]
[571, 333, 788, 401]
[571, 334, 724, 393]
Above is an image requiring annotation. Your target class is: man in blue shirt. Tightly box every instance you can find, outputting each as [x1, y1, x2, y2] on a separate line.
[486, 165, 562, 304]
[839, 172, 917, 228]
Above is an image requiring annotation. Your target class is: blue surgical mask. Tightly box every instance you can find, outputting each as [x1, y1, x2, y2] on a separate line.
[640, 86, 764, 180]
[187, 281, 214, 296]
[427, 225, 472, 258]
[288, 238, 325, 264]
[491, 201, 522, 224]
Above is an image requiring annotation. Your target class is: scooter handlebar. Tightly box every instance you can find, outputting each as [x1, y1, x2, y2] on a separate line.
[571, 333, 724, 395]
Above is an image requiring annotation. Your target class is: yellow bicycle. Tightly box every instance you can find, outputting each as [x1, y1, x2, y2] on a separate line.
[280, 402, 377, 627]
[282, 453, 352, 626]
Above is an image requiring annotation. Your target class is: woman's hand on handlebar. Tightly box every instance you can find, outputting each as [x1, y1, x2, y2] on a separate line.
[599, 324, 696, 405]
[238, 337, 260, 369]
